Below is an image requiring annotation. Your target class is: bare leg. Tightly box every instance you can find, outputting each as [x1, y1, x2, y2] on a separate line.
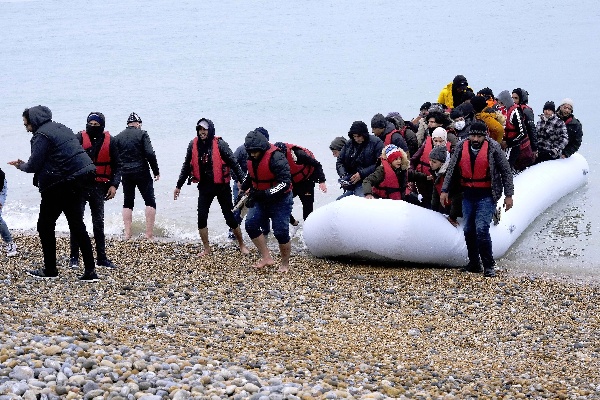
[232, 226, 250, 255]
[278, 241, 291, 273]
[145, 206, 156, 239]
[122, 208, 133, 240]
[250, 234, 274, 269]
[198, 227, 211, 256]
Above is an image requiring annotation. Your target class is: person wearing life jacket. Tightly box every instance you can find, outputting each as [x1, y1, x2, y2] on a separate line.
[556, 98, 583, 158]
[416, 108, 457, 151]
[363, 145, 409, 200]
[511, 88, 539, 170]
[437, 74, 474, 109]
[496, 90, 530, 173]
[535, 101, 568, 163]
[426, 145, 463, 226]
[370, 113, 409, 153]
[70, 112, 122, 270]
[441, 121, 514, 278]
[336, 121, 384, 200]
[409, 127, 452, 209]
[174, 118, 248, 257]
[385, 112, 419, 156]
[274, 142, 326, 225]
[470, 96, 505, 144]
[240, 129, 293, 272]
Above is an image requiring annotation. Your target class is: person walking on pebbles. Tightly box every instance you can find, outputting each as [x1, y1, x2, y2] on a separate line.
[240, 128, 293, 272]
[9, 105, 100, 282]
[0, 167, 18, 257]
[174, 118, 250, 256]
[114, 112, 160, 240]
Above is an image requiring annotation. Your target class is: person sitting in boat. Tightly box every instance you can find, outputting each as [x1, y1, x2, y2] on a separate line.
[511, 88, 539, 170]
[470, 95, 505, 144]
[535, 101, 568, 163]
[409, 127, 452, 209]
[370, 113, 409, 153]
[416, 103, 447, 147]
[437, 74, 473, 109]
[417, 109, 457, 152]
[385, 112, 419, 156]
[411, 101, 431, 128]
[555, 98, 583, 158]
[477, 87, 498, 112]
[274, 142, 327, 226]
[336, 121, 384, 200]
[426, 145, 462, 227]
[440, 121, 514, 278]
[363, 145, 409, 200]
[496, 90, 533, 173]
[329, 136, 347, 158]
[449, 107, 471, 140]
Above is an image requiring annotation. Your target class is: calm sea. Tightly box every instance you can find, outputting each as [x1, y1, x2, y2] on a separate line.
[0, 0, 598, 277]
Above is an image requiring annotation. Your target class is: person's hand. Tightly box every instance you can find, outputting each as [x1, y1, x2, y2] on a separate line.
[8, 160, 24, 168]
[446, 216, 459, 227]
[154, 174, 160, 181]
[349, 172, 361, 184]
[427, 175, 433, 181]
[561, 154, 566, 159]
[105, 186, 117, 200]
[504, 196, 513, 211]
[440, 192, 449, 205]
[318, 182, 327, 193]
[173, 187, 181, 200]
[365, 194, 374, 199]
[501, 140, 507, 150]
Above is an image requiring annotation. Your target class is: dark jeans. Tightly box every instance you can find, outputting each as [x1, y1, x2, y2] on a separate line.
[122, 170, 156, 209]
[232, 181, 270, 234]
[197, 182, 238, 230]
[38, 179, 95, 274]
[70, 183, 108, 262]
[245, 191, 293, 244]
[462, 192, 495, 269]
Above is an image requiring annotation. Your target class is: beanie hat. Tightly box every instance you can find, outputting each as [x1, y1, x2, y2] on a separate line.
[428, 145, 448, 163]
[127, 112, 142, 124]
[87, 112, 105, 128]
[383, 144, 402, 163]
[543, 101, 556, 112]
[254, 126, 269, 140]
[471, 95, 488, 113]
[560, 98, 574, 108]
[470, 121, 488, 136]
[497, 90, 514, 108]
[329, 136, 347, 151]
[453, 74, 468, 88]
[420, 102, 432, 111]
[348, 121, 369, 137]
[428, 103, 446, 114]
[386, 111, 402, 120]
[371, 113, 387, 129]
[477, 87, 494, 98]
[431, 127, 447, 142]
[457, 102, 474, 118]
[450, 108, 464, 120]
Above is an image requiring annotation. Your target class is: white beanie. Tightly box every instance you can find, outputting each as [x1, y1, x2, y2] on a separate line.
[431, 127, 447, 142]
[560, 98, 574, 108]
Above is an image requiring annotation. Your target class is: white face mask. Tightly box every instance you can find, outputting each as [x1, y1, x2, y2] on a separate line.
[454, 120, 466, 130]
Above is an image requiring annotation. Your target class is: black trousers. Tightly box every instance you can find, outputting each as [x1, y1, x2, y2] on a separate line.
[292, 180, 315, 221]
[38, 179, 95, 274]
[70, 183, 108, 262]
[197, 182, 238, 230]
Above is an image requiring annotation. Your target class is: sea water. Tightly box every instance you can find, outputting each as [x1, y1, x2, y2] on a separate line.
[0, 0, 598, 276]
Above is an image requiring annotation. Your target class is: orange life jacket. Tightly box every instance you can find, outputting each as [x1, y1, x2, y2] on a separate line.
[383, 127, 407, 146]
[283, 143, 315, 184]
[459, 140, 492, 188]
[416, 138, 451, 176]
[371, 161, 402, 200]
[247, 145, 292, 193]
[190, 137, 231, 184]
[82, 130, 112, 183]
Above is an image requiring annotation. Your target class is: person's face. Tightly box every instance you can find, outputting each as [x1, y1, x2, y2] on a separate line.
[331, 149, 340, 158]
[511, 93, 520, 104]
[391, 158, 402, 169]
[352, 133, 365, 144]
[371, 127, 384, 137]
[88, 120, 101, 127]
[543, 109, 555, 118]
[559, 103, 573, 115]
[432, 137, 446, 147]
[197, 126, 209, 140]
[469, 133, 486, 145]
[427, 118, 441, 128]
[22, 117, 33, 132]
[249, 150, 262, 159]
[453, 116, 465, 123]
[429, 159, 442, 171]
[128, 122, 141, 128]
[420, 109, 429, 117]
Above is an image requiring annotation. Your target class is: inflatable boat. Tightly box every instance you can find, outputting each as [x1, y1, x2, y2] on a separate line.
[303, 153, 589, 266]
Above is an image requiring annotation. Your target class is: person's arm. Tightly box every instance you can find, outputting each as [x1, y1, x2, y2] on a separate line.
[294, 148, 325, 183]
[176, 141, 193, 189]
[260, 151, 291, 200]
[108, 138, 122, 191]
[362, 165, 384, 198]
[563, 120, 583, 158]
[356, 138, 384, 180]
[219, 138, 244, 181]
[13, 134, 51, 173]
[142, 132, 160, 177]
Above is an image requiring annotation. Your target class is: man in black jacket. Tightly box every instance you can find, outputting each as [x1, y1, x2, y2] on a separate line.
[114, 112, 160, 240]
[9, 105, 99, 282]
[556, 98, 583, 158]
[69, 112, 121, 269]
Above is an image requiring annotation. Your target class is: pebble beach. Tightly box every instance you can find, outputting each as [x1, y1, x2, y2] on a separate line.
[1, 235, 599, 400]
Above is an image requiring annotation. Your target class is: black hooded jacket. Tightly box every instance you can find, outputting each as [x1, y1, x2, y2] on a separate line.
[336, 131, 384, 181]
[241, 130, 291, 201]
[18, 105, 95, 192]
[176, 118, 243, 188]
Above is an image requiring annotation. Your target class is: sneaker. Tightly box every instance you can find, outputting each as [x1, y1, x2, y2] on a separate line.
[69, 257, 80, 269]
[79, 270, 100, 283]
[483, 268, 496, 278]
[461, 263, 483, 273]
[26, 269, 58, 279]
[96, 259, 117, 269]
[6, 242, 17, 257]
[228, 229, 235, 240]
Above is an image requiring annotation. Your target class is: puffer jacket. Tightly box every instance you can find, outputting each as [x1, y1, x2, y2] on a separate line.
[18, 105, 95, 192]
[336, 131, 384, 182]
[114, 126, 160, 176]
[557, 111, 583, 157]
[474, 112, 505, 143]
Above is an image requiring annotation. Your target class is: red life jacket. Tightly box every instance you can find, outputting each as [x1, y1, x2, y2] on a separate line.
[434, 174, 444, 196]
[190, 136, 231, 184]
[416, 138, 451, 175]
[247, 145, 292, 192]
[383, 127, 407, 146]
[504, 104, 529, 142]
[459, 140, 492, 188]
[82, 130, 112, 183]
[283, 143, 315, 184]
[371, 161, 402, 200]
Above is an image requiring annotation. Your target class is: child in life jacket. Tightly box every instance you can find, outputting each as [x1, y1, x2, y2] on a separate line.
[427, 145, 462, 227]
[363, 145, 409, 200]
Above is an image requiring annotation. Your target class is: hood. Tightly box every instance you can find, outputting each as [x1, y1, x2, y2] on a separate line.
[512, 88, 528, 104]
[196, 118, 215, 140]
[28, 105, 52, 132]
[384, 120, 397, 135]
[497, 91, 514, 108]
[244, 129, 271, 152]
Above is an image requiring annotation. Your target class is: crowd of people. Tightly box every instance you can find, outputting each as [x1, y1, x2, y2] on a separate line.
[1, 78, 583, 279]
